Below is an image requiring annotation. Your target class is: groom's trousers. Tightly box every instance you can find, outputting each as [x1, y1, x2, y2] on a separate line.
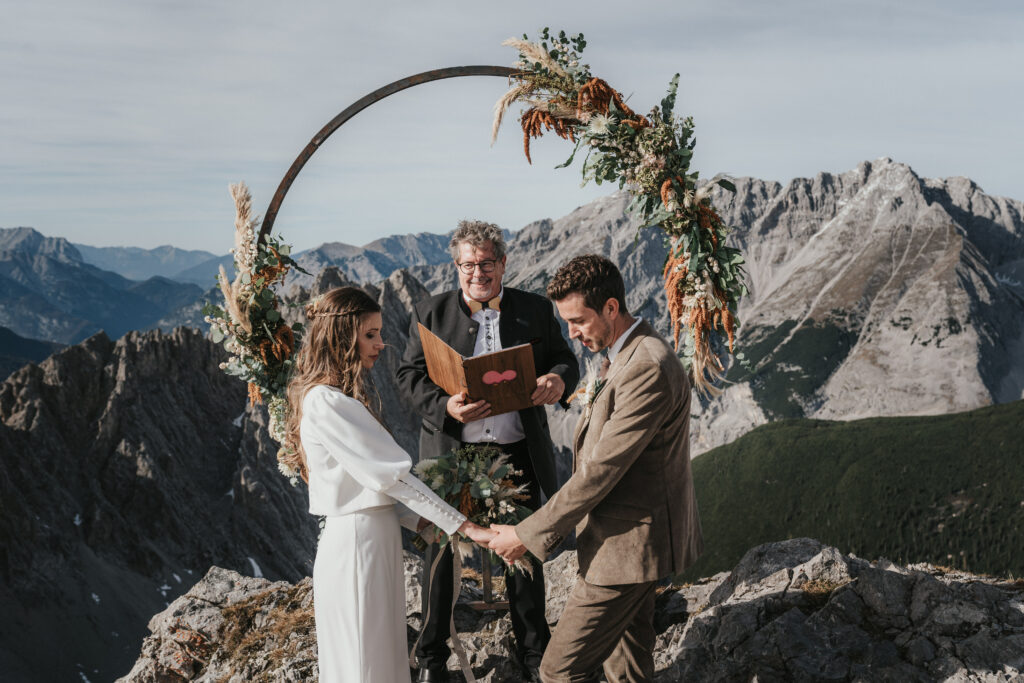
[417, 439, 550, 670]
[539, 579, 657, 683]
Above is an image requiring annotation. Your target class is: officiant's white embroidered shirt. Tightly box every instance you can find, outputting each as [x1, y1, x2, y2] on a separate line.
[462, 288, 526, 444]
[301, 385, 465, 535]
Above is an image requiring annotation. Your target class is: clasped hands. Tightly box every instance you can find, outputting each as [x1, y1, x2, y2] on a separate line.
[426, 519, 527, 563]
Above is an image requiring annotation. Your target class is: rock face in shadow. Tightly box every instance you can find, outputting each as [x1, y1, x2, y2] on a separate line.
[0, 328, 316, 682]
[119, 539, 1024, 682]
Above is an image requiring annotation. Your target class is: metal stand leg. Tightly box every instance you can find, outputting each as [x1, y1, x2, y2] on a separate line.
[468, 550, 509, 611]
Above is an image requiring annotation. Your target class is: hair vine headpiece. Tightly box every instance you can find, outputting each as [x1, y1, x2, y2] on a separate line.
[305, 295, 366, 319]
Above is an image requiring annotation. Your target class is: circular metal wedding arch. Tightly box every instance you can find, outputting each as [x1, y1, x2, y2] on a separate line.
[258, 65, 516, 244]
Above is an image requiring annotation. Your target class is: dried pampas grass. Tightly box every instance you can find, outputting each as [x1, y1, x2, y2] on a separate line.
[501, 38, 569, 79]
[218, 264, 251, 334]
[229, 182, 260, 273]
[491, 83, 533, 145]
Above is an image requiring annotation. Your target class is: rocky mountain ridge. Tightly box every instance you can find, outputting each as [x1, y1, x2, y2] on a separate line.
[10, 160, 1022, 455]
[120, 538, 1024, 682]
[0, 227, 203, 343]
[73, 243, 218, 283]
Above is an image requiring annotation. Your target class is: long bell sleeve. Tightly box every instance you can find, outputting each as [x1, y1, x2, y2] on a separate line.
[301, 385, 465, 536]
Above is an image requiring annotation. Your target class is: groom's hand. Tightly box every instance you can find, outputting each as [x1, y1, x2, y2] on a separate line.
[460, 521, 497, 547]
[489, 524, 527, 562]
[447, 392, 491, 423]
[531, 373, 565, 406]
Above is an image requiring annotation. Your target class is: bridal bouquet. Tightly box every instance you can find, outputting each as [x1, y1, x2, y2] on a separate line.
[413, 443, 533, 573]
[492, 28, 748, 396]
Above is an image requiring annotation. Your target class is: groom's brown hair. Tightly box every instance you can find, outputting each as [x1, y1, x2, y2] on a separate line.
[547, 254, 628, 314]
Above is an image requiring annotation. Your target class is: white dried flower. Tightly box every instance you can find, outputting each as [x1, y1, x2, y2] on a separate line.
[588, 114, 611, 135]
[413, 458, 438, 476]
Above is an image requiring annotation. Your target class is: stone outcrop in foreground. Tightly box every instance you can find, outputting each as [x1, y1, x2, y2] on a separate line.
[120, 538, 1024, 682]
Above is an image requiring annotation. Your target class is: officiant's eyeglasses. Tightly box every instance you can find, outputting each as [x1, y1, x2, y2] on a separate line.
[456, 259, 498, 274]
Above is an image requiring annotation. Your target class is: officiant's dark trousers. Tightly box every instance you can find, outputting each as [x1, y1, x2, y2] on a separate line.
[417, 439, 550, 670]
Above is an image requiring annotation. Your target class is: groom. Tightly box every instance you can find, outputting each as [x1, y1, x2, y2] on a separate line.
[397, 220, 579, 682]
[490, 254, 703, 682]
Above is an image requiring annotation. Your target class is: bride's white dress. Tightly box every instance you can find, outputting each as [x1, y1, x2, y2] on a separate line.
[301, 385, 465, 683]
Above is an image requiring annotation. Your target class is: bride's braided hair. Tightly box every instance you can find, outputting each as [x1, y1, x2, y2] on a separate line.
[283, 287, 382, 481]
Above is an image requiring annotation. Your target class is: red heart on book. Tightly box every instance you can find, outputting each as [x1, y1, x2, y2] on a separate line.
[482, 370, 518, 385]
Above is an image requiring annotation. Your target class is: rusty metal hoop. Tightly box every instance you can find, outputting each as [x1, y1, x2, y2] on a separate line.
[258, 65, 517, 244]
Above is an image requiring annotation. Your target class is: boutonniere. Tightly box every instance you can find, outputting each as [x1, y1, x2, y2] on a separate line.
[568, 356, 607, 409]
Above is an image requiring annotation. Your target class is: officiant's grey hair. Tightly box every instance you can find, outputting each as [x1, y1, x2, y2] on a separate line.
[449, 220, 507, 260]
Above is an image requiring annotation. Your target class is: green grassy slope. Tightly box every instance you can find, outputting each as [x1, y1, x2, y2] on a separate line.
[683, 400, 1024, 581]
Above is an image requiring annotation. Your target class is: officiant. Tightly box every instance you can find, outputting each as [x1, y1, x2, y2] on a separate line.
[397, 220, 579, 682]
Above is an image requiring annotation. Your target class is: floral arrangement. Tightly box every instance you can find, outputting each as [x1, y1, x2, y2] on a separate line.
[202, 182, 307, 482]
[493, 28, 748, 396]
[568, 354, 607, 412]
[413, 443, 534, 572]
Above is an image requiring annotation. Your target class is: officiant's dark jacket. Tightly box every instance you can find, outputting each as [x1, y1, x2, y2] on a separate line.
[396, 287, 579, 497]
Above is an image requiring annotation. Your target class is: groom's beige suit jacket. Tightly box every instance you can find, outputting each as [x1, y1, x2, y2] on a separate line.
[516, 320, 703, 585]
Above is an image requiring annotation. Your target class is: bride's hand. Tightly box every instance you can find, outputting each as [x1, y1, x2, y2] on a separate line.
[459, 521, 496, 547]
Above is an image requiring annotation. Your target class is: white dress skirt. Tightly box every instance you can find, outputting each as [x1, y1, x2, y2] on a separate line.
[314, 506, 408, 683]
[300, 385, 466, 683]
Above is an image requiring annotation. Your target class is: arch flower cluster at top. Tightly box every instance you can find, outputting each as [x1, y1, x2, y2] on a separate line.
[492, 28, 748, 396]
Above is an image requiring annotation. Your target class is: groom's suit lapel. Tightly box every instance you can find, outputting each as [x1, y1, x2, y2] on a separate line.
[573, 322, 649, 456]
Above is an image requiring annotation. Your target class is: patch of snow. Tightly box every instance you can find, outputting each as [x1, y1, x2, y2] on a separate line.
[233, 412, 245, 428]
[73, 514, 82, 527]
[158, 584, 172, 597]
[996, 273, 1022, 288]
[90, 593, 100, 604]
[248, 557, 264, 579]
[173, 573, 182, 584]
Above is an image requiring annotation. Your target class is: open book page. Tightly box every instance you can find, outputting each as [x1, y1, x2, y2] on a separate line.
[417, 323, 538, 416]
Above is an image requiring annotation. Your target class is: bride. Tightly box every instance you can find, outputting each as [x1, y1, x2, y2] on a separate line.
[282, 286, 493, 682]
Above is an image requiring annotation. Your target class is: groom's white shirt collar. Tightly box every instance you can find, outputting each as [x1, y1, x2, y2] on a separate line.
[607, 316, 643, 364]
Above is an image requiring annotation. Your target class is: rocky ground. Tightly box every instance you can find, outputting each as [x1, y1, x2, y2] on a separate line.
[120, 538, 1024, 682]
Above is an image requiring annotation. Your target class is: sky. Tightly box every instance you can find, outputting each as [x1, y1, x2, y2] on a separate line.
[2, 0, 1022, 254]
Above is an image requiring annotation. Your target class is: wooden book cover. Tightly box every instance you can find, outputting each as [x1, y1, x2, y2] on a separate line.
[417, 322, 538, 416]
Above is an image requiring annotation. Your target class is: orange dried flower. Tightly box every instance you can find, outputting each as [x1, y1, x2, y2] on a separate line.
[273, 324, 295, 360]
[576, 77, 613, 118]
[247, 382, 262, 406]
[663, 250, 689, 348]
[520, 107, 577, 164]
[459, 483, 473, 516]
